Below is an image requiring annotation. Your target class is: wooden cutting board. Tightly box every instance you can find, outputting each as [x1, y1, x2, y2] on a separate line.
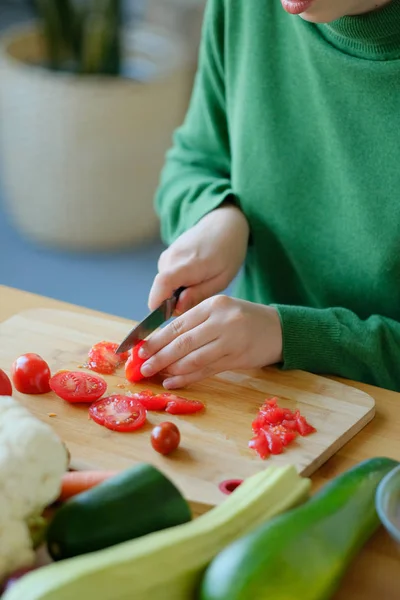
[0, 308, 375, 513]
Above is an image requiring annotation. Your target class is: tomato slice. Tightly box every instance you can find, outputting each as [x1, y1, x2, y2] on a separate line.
[49, 371, 107, 403]
[11, 353, 51, 395]
[133, 390, 169, 411]
[89, 394, 147, 432]
[125, 342, 146, 383]
[87, 341, 128, 375]
[163, 394, 205, 415]
[0, 369, 12, 396]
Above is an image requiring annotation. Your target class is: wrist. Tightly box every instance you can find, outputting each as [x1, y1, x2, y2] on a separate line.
[260, 305, 283, 366]
[215, 201, 250, 240]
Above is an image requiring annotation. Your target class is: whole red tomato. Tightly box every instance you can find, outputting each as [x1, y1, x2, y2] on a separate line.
[0, 369, 12, 396]
[11, 353, 51, 395]
[150, 422, 181, 455]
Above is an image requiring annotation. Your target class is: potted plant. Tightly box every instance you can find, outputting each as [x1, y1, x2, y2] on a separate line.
[0, 0, 194, 250]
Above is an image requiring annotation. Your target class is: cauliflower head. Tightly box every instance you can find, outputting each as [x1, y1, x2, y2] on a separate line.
[0, 396, 68, 581]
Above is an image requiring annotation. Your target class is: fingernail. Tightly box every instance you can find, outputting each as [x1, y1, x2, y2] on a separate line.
[163, 379, 175, 390]
[138, 346, 148, 359]
[141, 363, 153, 377]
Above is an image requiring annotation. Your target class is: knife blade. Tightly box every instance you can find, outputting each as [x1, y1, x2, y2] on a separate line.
[115, 287, 186, 354]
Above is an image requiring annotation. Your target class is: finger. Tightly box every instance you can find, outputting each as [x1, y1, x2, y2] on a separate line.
[140, 304, 211, 360]
[148, 263, 208, 311]
[140, 321, 217, 378]
[162, 356, 231, 390]
[148, 272, 179, 312]
[174, 272, 230, 315]
[164, 339, 224, 377]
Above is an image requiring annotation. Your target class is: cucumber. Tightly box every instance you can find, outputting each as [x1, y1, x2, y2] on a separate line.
[46, 463, 192, 560]
[3, 465, 310, 600]
[200, 457, 399, 600]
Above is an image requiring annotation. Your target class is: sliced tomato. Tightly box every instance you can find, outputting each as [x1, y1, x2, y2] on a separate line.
[249, 396, 315, 460]
[125, 342, 146, 383]
[133, 390, 169, 411]
[87, 341, 128, 375]
[163, 394, 205, 415]
[0, 369, 12, 396]
[294, 410, 317, 436]
[89, 394, 147, 432]
[150, 422, 181, 455]
[49, 371, 107, 403]
[248, 432, 270, 460]
[11, 353, 51, 395]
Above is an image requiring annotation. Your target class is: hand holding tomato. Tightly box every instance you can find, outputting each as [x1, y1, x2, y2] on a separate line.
[138, 297, 283, 389]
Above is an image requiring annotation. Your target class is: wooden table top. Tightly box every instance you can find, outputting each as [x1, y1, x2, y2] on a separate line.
[1, 284, 399, 599]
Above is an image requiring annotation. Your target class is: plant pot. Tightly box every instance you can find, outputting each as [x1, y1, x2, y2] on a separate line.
[0, 25, 192, 250]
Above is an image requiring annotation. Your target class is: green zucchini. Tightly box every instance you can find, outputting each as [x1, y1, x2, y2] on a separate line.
[200, 456, 399, 600]
[3, 465, 310, 600]
[46, 463, 192, 560]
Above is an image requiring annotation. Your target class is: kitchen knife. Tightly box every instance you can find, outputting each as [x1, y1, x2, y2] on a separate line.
[115, 287, 186, 354]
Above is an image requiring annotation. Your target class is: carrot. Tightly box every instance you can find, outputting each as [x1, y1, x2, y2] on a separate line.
[59, 470, 118, 502]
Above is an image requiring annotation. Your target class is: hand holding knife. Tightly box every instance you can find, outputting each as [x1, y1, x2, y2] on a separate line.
[116, 287, 186, 355]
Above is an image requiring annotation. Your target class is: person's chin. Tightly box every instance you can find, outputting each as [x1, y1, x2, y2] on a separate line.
[299, 9, 343, 22]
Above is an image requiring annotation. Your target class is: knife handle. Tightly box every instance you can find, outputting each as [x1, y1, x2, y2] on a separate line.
[173, 287, 186, 300]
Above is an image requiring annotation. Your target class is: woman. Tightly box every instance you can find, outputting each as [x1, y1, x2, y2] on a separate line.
[137, 0, 400, 392]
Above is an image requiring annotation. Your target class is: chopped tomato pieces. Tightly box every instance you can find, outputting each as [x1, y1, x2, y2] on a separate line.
[89, 394, 147, 432]
[249, 396, 316, 460]
[87, 341, 128, 375]
[125, 342, 146, 383]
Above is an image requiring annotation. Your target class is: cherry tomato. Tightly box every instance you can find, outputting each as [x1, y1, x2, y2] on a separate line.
[133, 390, 169, 411]
[150, 422, 181, 455]
[87, 341, 128, 375]
[11, 353, 51, 394]
[0, 369, 12, 396]
[125, 342, 146, 383]
[89, 394, 147, 432]
[163, 394, 205, 415]
[49, 371, 107, 403]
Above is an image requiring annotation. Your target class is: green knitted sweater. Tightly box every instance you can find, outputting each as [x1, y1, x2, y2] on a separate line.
[155, 0, 400, 391]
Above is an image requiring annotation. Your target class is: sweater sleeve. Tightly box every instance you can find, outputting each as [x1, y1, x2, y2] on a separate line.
[274, 304, 400, 392]
[154, 0, 234, 244]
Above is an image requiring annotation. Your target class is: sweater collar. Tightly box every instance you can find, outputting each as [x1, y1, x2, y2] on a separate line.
[316, 0, 400, 59]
